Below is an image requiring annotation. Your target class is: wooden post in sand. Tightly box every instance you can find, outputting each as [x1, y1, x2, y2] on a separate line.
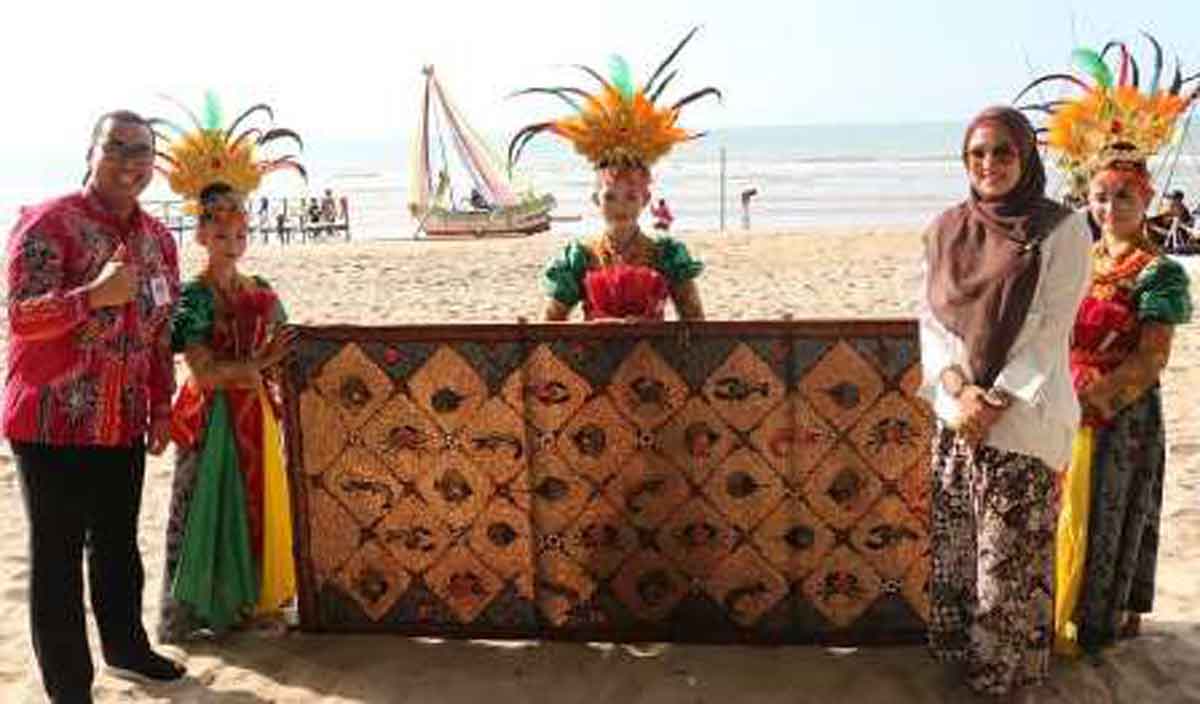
[719, 146, 727, 232]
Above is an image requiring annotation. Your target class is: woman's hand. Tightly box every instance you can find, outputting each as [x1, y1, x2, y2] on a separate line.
[1078, 384, 1116, 421]
[254, 327, 299, 372]
[956, 385, 1007, 445]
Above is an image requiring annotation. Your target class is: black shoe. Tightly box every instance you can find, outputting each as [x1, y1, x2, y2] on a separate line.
[105, 649, 185, 683]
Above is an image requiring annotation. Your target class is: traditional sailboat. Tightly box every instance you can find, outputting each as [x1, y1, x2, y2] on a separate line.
[408, 66, 555, 238]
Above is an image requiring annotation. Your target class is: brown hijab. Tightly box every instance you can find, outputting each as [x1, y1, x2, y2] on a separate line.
[926, 106, 1072, 387]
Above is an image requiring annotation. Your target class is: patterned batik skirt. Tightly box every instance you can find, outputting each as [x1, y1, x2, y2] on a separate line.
[928, 426, 1057, 696]
[1075, 388, 1165, 652]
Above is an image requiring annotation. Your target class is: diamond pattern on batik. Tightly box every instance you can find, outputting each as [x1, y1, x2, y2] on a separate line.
[804, 443, 884, 531]
[417, 451, 491, 530]
[753, 496, 837, 582]
[359, 393, 439, 475]
[558, 395, 637, 483]
[408, 345, 489, 432]
[703, 448, 784, 531]
[612, 550, 689, 623]
[461, 397, 529, 483]
[375, 499, 454, 574]
[501, 343, 591, 433]
[659, 498, 736, 579]
[609, 341, 690, 429]
[563, 497, 639, 579]
[468, 497, 534, 583]
[701, 343, 786, 433]
[658, 397, 738, 485]
[849, 495, 928, 581]
[286, 324, 933, 644]
[848, 392, 931, 482]
[312, 342, 395, 428]
[852, 337, 918, 384]
[703, 547, 789, 627]
[799, 341, 884, 431]
[325, 446, 404, 527]
[602, 451, 691, 529]
[335, 540, 411, 622]
[749, 393, 838, 486]
[530, 451, 593, 534]
[802, 546, 884, 628]
[536, 552, 597, 626]
[425, 545, 504, 624]
[308, 489, 365, 585]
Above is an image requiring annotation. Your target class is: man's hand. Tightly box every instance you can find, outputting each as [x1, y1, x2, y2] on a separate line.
[147, 417, 171, 456]
[87, 245, 138, 309]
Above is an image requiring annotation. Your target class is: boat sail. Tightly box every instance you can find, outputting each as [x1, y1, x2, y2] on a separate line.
[409, 66, 555, 238]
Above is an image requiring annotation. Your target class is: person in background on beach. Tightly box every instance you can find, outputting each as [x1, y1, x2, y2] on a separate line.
[919, 106, 1090, 699]
[469, 187, 492, 212]
[512, 29, 717, 322]
[1021, 41, 1196, 656]
[4, 109, 185, 702]
[650, 197, 674, 231]
[1148, 189, 1195, 250]
[740, 187, 757, 229]
[257, 196, 271, 244]
[154, 95, 304, 645]
[320, 188, 336, 222]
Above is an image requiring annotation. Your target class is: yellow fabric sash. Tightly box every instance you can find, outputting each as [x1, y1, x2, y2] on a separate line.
[1054, 427, 1094, 656]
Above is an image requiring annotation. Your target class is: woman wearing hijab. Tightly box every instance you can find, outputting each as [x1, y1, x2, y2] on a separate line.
[919, 106, 1092, 698]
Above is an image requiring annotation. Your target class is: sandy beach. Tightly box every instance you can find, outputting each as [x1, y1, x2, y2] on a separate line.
[1, 228, 1198, 703]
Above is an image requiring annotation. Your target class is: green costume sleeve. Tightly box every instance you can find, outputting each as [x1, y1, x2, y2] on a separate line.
[542, 241, 591, 306]
[655, 237, 704, 284]
[171, 282, 216, 353]
[1135, 256, 1193, 325]
[252, 276, 289, 326]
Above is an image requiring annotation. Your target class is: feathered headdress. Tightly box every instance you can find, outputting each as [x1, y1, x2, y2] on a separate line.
[1015, 33, 1199, 182]
[151, 92, 307, 210]
[507, 27, 721, 172]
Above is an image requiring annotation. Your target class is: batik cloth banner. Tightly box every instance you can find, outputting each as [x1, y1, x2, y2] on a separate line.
[281, 321, 932, 645]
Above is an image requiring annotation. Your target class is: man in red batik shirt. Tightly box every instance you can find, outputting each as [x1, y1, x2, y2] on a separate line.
[3, 110, 185, 703]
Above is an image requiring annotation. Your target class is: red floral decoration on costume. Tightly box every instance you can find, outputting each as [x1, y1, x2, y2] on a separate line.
[583, 264, 669, 320]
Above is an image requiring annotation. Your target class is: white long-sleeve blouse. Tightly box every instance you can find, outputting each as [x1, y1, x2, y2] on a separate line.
[917, 211, 1093, 470]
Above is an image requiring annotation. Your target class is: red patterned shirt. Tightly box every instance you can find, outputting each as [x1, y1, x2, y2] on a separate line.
[3, 190, 179, 447]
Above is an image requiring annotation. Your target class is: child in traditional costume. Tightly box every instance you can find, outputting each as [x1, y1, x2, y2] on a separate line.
[507, 27, 719, 321]
[154, 94, 306, 642]
[1016, 35, 1196, 655]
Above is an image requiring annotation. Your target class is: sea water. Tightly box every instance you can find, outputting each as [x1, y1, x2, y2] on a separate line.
[3, 122, 1197, 239]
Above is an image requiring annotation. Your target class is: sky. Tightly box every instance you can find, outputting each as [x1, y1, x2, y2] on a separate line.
[2, 0, 1198, 161]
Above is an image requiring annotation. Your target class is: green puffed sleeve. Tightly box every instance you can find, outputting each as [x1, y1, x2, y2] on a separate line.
[542, 240, 592, 306]
[655, 237, 704, 284]
[171, 281, 216, 352]
[1135, 256, 1193, 325]
[252, 276, 288, 326]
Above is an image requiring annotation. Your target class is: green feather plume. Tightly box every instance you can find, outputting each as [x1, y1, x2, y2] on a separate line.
[608, 55, 635, 101]
[1071, 48, 1113, 89]
[202, 90, 223, 131]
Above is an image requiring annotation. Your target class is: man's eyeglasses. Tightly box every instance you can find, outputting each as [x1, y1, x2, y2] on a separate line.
[99, 139, 155, 165]
[965, 144, 1018, 164]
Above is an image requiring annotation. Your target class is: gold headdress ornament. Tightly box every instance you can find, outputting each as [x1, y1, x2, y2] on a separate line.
[507, 26, 721, 172]
[151, 92, 307, 212]
[1015, 33, 1198, 182]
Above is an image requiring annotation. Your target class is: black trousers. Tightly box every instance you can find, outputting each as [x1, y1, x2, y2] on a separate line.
[14, 442, 152, 702]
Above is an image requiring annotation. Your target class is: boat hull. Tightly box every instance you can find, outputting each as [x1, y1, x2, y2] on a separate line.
[420, 195, 557, 238]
